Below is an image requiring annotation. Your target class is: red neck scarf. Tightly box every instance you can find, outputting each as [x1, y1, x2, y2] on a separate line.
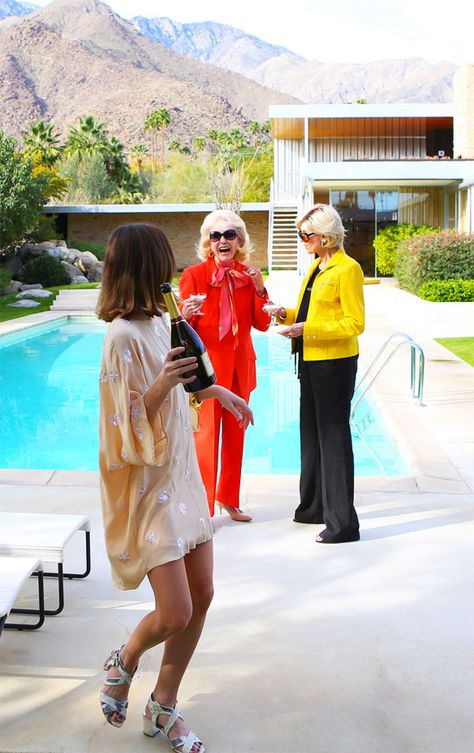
[211, 259, 249, 344]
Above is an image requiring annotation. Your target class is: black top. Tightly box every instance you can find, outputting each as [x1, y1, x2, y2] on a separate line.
[294, 265, 320, 375]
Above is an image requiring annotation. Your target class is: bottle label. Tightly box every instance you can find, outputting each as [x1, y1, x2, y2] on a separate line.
[201, 351, 215, 378]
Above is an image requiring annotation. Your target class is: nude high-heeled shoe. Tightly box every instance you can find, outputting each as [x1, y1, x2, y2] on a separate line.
[217, 502, 252, 522]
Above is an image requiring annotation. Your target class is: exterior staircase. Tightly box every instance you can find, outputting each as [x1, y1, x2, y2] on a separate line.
[51, 288, 100, 312]
[268, 205, 298, 271]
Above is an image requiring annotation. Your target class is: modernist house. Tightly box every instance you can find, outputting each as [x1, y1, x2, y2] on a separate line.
[46, 66, 474, 276]
[268, 64, 474, 275]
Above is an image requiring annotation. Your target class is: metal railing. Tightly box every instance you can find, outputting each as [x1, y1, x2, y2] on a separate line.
[351, 332, 425, 417]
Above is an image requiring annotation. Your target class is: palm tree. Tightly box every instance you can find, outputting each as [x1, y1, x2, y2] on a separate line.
[228, 128, 247, 151]
[192, 136, 206, 153]
[103, 136, 129, 183]
[65, 115, 108, 160]
[247, 120, 261, 147]
[130, 143, 148, 170]
[168, 140, 182, 153]
[22, 120, 61, 167]
[144, 108, 171, 170]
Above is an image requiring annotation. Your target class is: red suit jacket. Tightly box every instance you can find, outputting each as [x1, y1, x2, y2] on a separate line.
[179, 257, 271, 396]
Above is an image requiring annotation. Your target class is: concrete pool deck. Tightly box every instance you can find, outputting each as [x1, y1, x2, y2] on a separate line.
[0, 279, 473, 753]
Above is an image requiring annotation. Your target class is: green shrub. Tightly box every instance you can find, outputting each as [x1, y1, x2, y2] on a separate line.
[23, 254, 69, 286]
[396, 230, 474, 293]
[0, 130, 49, 252]
[59, 153, 115, 203]
[29, 214, 63, 243]
[418, 279, 474, 302]
[147, 152, 211, 203]
[0, 266, 12, 294]
[373, 224, 438, 276]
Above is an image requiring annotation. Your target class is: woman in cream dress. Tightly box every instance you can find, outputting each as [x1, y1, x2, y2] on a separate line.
[97, 223, 253, 753]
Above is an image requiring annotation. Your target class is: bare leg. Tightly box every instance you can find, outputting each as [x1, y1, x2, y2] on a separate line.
[152, 539, 214, 703]
[145, 540, 213, 749]
[101, 540, 213, 735]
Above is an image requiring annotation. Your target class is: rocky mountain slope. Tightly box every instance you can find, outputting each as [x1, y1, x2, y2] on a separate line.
[132, 16, 457, 104]
[0, 0, 36, 20]
[0, 0, 300, 148]
[132, 16, 304, 73]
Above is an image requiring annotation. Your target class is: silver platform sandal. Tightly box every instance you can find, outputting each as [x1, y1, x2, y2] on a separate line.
[143, 695, 205, 753]
[100, 645, 136, 728]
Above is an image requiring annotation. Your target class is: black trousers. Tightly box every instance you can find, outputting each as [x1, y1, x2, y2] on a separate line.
[294, 355, 360, 542]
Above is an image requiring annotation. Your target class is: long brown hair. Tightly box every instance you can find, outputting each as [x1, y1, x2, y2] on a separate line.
[97, 223, 176, 322]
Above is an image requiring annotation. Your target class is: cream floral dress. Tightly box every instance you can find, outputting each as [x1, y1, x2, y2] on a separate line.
[98, 315, 212, 590]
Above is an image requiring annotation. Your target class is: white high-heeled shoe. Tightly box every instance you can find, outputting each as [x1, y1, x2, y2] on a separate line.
[100, 645, 136, 727]
[143, 695, 205, 752]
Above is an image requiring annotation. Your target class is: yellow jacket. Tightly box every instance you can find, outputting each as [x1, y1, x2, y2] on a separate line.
[279, 248, 365, 361]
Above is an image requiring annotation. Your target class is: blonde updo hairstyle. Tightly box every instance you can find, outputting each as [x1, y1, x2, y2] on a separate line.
[197, 209, 252, 263]
[296, 203, 346, 250]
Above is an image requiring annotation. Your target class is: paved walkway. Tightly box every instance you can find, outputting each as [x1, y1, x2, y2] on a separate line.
[0, 279, 473, 753]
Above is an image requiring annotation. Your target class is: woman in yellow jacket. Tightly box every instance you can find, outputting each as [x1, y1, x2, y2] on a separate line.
[275, 204, 365, 543]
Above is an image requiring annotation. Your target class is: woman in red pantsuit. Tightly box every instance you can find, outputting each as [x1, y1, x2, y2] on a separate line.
[179, 210, 271, 522]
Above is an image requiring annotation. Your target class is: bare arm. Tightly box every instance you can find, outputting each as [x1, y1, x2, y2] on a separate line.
[196, 384, 254, 429]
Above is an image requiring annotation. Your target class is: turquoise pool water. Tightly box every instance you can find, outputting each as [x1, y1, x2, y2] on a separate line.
[0, 317, 407, 475]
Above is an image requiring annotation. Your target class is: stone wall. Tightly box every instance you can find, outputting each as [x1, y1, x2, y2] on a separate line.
[453, 64, 474, 160]
[65, 209, 270, 270]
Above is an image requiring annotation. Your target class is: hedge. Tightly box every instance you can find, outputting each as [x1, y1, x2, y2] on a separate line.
[373, 224, 438, 276]
[417, 279, 474, 302]
[395, 230, 474, 293]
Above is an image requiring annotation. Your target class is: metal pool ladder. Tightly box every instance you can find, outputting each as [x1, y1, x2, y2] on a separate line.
[351, 332, 425, 418]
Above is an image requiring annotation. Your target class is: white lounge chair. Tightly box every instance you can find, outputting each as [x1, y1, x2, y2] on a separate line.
[0, 512, 91, 616]
[0, 556, 45, 633]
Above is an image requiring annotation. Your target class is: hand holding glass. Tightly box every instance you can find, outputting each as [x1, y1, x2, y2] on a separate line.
[262, 303, 285, 318]
[182, 293, 206, 319]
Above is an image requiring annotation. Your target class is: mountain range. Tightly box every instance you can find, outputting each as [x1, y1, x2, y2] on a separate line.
[131, 16, 457, 104]
[0, 0, 36, 18]
[0, 0, 301, 147]
[0, 0, 458, 150]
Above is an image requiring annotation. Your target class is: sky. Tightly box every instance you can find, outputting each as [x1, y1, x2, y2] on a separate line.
[31, 0, 473, 66]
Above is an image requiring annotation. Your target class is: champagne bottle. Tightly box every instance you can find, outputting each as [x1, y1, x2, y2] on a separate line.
[160, 282, 216, 393]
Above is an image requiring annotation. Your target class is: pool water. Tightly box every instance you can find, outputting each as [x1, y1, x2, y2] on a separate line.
[0, 317, 407, 475]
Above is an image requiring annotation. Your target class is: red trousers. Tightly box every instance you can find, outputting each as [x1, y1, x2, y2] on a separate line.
[194, 372, 249, 516]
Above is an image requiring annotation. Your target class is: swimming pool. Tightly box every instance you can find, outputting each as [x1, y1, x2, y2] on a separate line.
[0, 317, 407, 475]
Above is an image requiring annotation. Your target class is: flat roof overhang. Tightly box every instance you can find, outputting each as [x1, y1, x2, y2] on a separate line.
[269, 105, 453, 140]
[43, 202, 270, 214]
[269, 103, 453, 120]
[304, 160, 474, 185]
[311, 179, 461, 189]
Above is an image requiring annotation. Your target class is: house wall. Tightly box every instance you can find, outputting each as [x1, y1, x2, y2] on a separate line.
[308, 118, 428, 161]
[453, 64, 474, 159]
[273, 139, 304, 201]
[66, 210, 269, 270]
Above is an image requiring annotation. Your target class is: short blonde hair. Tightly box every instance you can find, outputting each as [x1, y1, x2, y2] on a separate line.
[197, 209, 252, 262]
[296, 204, 346, 249]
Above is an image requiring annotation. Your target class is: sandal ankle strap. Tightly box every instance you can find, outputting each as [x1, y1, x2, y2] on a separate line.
[103, 645, 135, 688]
[146, 696, 182, 736]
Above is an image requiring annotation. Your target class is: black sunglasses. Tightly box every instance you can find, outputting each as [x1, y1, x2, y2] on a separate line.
[298, 230, 317, 242]
[209, 229, 238, 242]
